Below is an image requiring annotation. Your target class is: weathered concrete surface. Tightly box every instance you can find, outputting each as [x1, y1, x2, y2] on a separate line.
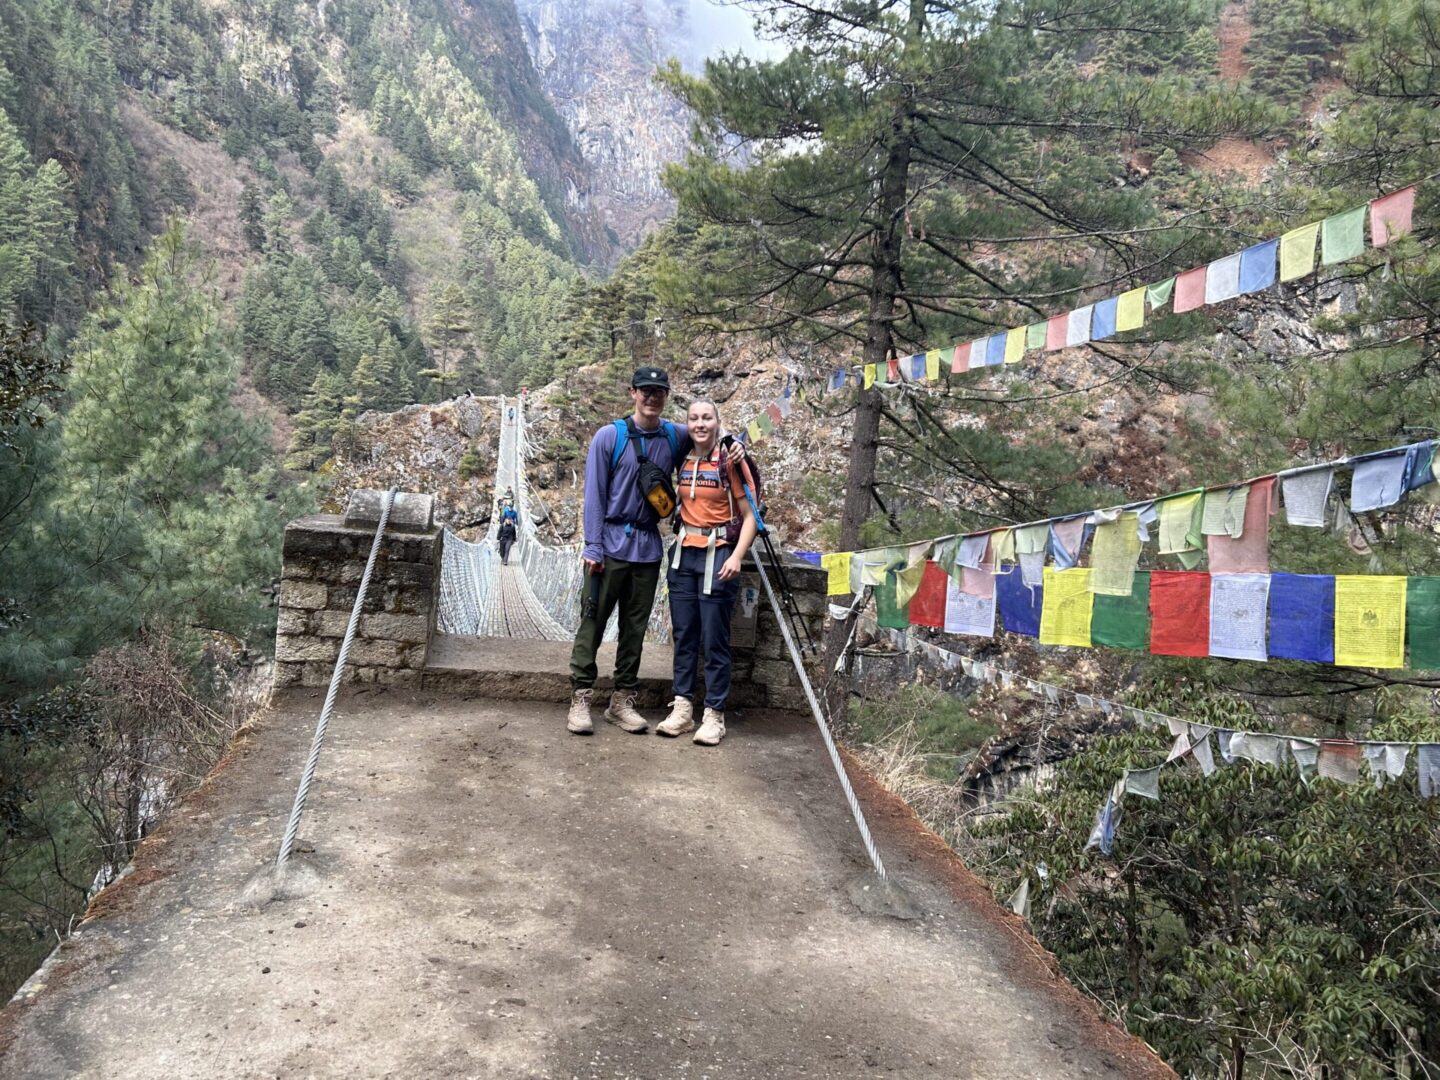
[423, 634, 676, 706]
[1, 690, 1173, 1080]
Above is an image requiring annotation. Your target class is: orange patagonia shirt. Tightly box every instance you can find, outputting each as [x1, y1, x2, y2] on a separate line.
[677, 447, 739, 545]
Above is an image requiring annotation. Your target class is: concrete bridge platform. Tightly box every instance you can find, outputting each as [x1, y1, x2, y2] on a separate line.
[0, 688, 1171, 1079]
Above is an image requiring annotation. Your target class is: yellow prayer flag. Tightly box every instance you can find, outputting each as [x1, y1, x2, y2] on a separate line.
[857, 549, 894, 587]
[925, 349, 941, 381]
[1005, 327, 1026, 365]
[1279, 222, 1320, 282]
[1039, 567, 1094, 647]
[1089, 515, 1142, 597]
[992, 528, 1016, 564]
[1334, 575, 1407, 668]
[822, 552, 853, 596]
[1114, 287, 1146, 332]
[863, 364, 876, 389]
[895, 560, 927, 607]
[747, 420, 762, 443]
[1157, 491, 1203, 555]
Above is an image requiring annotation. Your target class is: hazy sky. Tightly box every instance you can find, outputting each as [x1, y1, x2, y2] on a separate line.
[682, 0, 786, 64]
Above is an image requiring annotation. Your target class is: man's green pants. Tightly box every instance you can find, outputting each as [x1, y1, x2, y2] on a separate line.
[569, 557, 661, 691]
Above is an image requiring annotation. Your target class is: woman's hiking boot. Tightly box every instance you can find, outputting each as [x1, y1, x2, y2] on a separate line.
[656, 697, 695, 737]
[603, 689, 648, 733]
[566, 688, 595, 735]
[693, 708, 725, 746]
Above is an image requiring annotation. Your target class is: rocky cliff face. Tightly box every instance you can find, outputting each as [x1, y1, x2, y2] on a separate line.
[515, 0, 694, 246]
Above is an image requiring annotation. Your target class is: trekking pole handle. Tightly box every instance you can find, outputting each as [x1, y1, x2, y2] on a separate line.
[722, 436, 766, 534]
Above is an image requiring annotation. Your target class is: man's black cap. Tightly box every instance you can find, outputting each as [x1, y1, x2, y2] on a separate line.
[631, 367, 670, 391]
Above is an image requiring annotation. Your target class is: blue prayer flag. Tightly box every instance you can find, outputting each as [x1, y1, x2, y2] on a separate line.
[1091, 297, 1118, 341]
[996, 565, 1043, 637]
[1268, 573, 1334, 663]
[1239, 238, 1279, 294]
[910, 353, 926, 379]
[829, 370, 846, 391]
[985, 333, 1007, 367]
[793, 551, 822, 567]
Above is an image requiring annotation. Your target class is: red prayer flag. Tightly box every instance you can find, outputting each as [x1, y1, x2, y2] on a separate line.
[1149, 571, 1211, 656]
[1207, 476, 1277, 574]
[1370, 186, 1416, 247]
[886, 358, 900, 381]
[951, 342, 971, 373]
[1045, 314, 1067, 351]
[765, 404, 783, 425]
[908, 562, 949, 629]
[1174, 266, 1207, 313]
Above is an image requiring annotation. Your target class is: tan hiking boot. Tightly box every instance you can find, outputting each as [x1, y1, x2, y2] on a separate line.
[567, 688, 595, 735]
[603, 689, 648, 733]
[693, 707, 725, 746]
[656, 697, 695, 737]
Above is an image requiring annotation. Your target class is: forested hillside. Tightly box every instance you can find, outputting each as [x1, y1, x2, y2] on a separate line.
[0, 0, 630, 1001]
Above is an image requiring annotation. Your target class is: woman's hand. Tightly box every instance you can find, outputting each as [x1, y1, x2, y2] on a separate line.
[718, 553, 743, 581]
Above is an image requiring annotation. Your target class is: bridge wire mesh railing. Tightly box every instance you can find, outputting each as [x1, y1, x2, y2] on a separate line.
[435, 396, 672, 644]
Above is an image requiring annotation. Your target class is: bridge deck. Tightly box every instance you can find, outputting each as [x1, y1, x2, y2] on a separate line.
[0, 689, 1170, 1079]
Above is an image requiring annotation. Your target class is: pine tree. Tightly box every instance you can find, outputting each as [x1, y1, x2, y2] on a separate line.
[36, 220, 302, 679]
[285, 369, 345, 471]
[659, 0, 1273, 710]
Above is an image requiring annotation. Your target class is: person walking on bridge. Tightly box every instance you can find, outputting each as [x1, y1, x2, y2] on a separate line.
[566, 368, 743, 736]
[655, 399, 757, 746]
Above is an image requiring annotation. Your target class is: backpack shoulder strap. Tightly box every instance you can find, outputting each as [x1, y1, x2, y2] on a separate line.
[661, 420, 679, 462]
[609, 419, 630, 471]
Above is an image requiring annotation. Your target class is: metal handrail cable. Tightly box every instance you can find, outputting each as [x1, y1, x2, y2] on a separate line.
[276, 489, 396, 869]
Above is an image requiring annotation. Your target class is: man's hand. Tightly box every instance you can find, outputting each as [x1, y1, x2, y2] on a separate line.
[722, 440, 747, 468]
[584, 557, 603, 575]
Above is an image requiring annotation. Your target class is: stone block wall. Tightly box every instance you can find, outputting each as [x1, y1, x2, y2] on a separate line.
[726, 556, 828, 711]
[272, 514, 443, 690]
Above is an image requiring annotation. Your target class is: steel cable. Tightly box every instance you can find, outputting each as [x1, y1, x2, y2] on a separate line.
[276, 489, 395, 869]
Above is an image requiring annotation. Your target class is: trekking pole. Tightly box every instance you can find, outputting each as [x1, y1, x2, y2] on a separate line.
[726, 444, 816, 654]
[745, 517, 887, 881]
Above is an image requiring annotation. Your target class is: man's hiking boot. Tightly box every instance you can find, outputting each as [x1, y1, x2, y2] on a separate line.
[656, 697, 694, 737]
[604, 689, 648, 733]
[694, 708, 725, 746]
[567, 688, 595, 735]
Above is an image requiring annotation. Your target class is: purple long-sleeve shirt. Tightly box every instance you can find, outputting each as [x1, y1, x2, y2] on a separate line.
[582, 420, 690, 564]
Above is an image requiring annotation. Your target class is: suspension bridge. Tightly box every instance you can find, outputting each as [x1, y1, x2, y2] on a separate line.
[0, 394, 1174, 1079]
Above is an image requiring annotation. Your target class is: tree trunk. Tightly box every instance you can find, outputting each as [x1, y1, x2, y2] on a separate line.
[818, 0, 924, 723]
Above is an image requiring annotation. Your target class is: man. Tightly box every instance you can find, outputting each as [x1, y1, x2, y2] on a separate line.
[568, 368, 682, 734]
[567, 368, 745, 735]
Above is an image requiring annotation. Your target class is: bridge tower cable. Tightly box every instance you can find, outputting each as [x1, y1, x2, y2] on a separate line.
[276, 488, 396, 870]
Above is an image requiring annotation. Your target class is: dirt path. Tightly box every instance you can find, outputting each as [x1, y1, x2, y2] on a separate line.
[2, 690, 1172, 1079]
[1217, 1, 1251, 81]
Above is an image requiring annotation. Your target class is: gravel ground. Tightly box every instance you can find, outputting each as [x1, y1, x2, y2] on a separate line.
[0, 688, 1173, 1080]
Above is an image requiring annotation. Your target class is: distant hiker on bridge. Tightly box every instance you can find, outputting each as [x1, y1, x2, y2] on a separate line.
[497, 502, 519, 565]
[654, 399, 757, 746]
[567, 367, 744, 736]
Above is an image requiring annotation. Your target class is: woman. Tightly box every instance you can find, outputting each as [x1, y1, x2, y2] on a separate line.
[656, 400, 758, 746]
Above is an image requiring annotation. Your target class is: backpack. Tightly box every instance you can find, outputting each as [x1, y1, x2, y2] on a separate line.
[609, 418, 679, 524]
[719, 442, 765, 545]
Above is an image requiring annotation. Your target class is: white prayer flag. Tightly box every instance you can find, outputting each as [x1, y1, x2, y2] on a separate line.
[945, 575, 996, 637]
[1066, 305, 1093, 347]
[1209, 573, 1271, 661]
[1280, 465, 1334, 527]
[1204, 253, 1242, 304]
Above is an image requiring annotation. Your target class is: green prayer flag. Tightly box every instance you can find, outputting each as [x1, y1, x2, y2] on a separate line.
[1406, 576, 1440, 670]
[874, 359, 888, 385]
[756, 412, 774, 434]
[1146, 277, 1175, 309]
[1091, 572, 1150, 650]
[1321, 206, 1365, 265]
[1025, 322, 1047, 350]
[876, 576, 910, 629]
